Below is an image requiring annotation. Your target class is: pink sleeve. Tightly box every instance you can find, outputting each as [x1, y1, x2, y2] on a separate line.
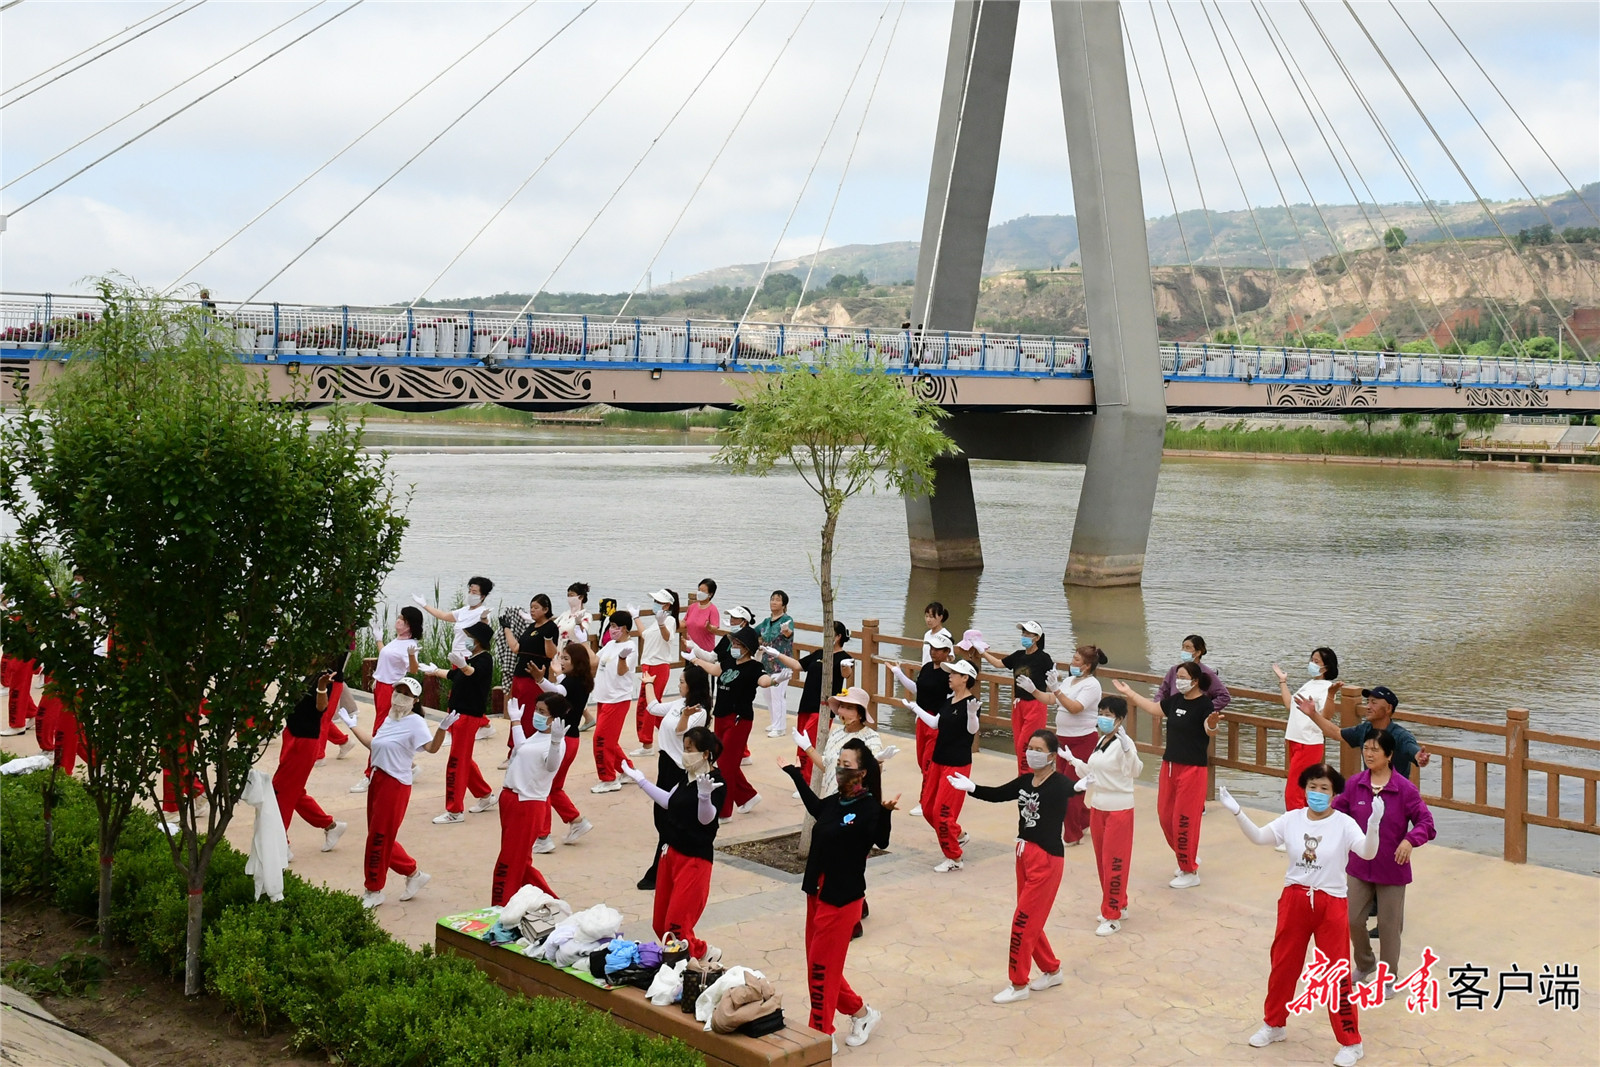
[709, 604, 720, 630]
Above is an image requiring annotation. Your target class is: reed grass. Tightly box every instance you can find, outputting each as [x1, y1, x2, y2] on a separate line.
[1164, 420, 1461, 460]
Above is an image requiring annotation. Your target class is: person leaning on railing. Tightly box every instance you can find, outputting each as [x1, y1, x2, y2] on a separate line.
[1292, 683, 1431, 781]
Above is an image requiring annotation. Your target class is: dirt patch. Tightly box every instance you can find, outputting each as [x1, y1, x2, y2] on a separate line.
[716, 831, 887, 876]
[0, 900, 324, 1067]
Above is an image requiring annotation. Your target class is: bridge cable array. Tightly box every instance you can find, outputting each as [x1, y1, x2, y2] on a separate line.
[1, 0, 204, 109]
[2, 0, 182, 92]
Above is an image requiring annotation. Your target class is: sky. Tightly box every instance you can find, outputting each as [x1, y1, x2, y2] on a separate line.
[2, 0, 1596, 307]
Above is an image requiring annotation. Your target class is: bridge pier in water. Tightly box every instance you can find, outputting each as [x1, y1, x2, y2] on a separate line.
[906, 0, 1168, 587]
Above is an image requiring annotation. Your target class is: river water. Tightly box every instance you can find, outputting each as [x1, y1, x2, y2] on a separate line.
[356, 421, 1600, 872]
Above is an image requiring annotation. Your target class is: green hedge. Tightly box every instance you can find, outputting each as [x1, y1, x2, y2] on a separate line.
[0, 769, 701, 1067]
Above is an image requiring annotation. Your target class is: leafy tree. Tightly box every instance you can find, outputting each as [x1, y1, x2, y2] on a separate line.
[1463, 412, 1503, 435]
[0, 279, 407, 994]
[1295, 331, 1339, 350]
[1398, 412, 1423, 432]
[1342, 412, 1380, 434]
[1383, 226, 1407, 253]
[716, 349, 955, 843]
[1516, 224, 1554, 247]
[1499, 335, 1559, 359]
[1430, 413, 1459, 438]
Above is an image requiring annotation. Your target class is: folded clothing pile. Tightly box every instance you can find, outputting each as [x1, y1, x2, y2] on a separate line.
[534, 903, 624, 967]
[695, 965, 784, 1036]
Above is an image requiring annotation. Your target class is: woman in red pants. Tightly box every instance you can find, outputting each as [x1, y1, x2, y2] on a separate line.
[628, 589, 679, 758]
[336, 676, 444, 909]
[947, 729, 1076, 1003]
[780, 737, 894, 1054]
[1062, 696, 1143, 936]
[1221, 766, 1382, 1067]
[500, 594, 559, 767]
[352, 606, 421, 794]
[1036, 643, 1107, 846]
[273, 668, 348, 856]
[491, 693, 569, 905]
[531, 642, 594, 844]
[901, 659, 979, 872]
[424, 621, 496, 824]
[701, 626, 778, 821]
[1275, 647, 1339, 815]
[979, 622, 1053, 775]
[588, 610, 637, 792]
[619, 726, 726, 961]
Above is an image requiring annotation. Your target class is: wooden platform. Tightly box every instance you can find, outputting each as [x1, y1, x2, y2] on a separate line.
[436, 923, 831, 1067]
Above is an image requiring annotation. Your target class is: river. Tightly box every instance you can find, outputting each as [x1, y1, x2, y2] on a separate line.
[355, 420, 1600, 872]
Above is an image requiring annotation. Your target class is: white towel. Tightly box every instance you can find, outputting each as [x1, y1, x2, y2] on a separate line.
[242, 768, 288, 902]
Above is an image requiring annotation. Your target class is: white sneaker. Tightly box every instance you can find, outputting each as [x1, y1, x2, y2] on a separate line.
[702, 944, 723, 966]
[314, 758, 327, 768]
[468, 794, 498, 813]
[590, 780, 621, 793]
[0, 726, 27, 737]
[532, 836, 556, 854]
[349, 778, 369, 793]
[1028, 970, 1063, 992]
[286, 848, 294, 864]
[322, 821, 347, 852]
[1095, 918, 1122, 937]
[627, 746, 646, 757]
[910, 803, 923, 817]
[1173, 857, 1202, 877]
[1249, 1025, 1287, 1048]
[831, 1037, 838, 1056]
[844, 1005, 881, 1046]
[1169, 871, 1202, 889]
[1332, 1044, 1365, 1067]
[1064, 837, 1083, 847]
[475, 723, 494, 741]
[399, 871, 431, 901]
[564, 817, 594, 843]
[765, 728, 784, 738]
[956, 830, 970, 846]
[337, 740, 355, 759]
[361, 890, 385, 909]
[741, 756, 753, 766]
[432, 811, 464, 825]
[1353, 967, 1374, 986]
[933, 858, 963, 873]
[791, 790, 800, 799]
[735, 794, 762, 814]
[992, 985, 1030, 1004]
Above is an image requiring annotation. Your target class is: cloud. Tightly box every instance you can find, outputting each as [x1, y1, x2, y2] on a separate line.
[1, 1, 1594, 305]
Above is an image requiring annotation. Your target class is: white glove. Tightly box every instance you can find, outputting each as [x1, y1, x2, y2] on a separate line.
[627, 604, 640, 618]
[792, 729, 812, 751]
[683, 639, 701, 658]
[759, 645, 778, 660]
[1045, 670, 1063, 694]
[878, 745, 899, 762]
[1016, 675, 1038, 695]
[370, 624, 384, 642]
[947, 772, 976, 793]
[506, 698, 522, 722]
[1116, 725, 1136, 754]
[695, 774, 716, 797]
[1074, 774, 1095, 793]
[411, 594, 427, 607]
[548, 718, 568, 740]
[619, 759, 645, 782]
[447, 650, 466, 669]
[1369, 795, 1386, 823]
[1218, 785, 1241, 815]
[418, 662, 440, 674]
[839, 658, 855, 670]
[617, 643, 633, 661]
[900, 698, 919, 712]
[440, 711, 460, 731]
[972, 639, 988, 653]
[335, 708, 357, 729]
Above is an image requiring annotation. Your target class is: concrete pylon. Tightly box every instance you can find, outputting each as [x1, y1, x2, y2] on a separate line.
[903, 0, 1166, 585]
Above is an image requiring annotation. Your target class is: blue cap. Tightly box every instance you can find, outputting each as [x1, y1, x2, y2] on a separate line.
[1361, 685, 1398, 708]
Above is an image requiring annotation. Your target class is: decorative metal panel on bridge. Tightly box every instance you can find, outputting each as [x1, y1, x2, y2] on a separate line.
[1266, 383, 1379, 408]
[300, 363, 592, 406]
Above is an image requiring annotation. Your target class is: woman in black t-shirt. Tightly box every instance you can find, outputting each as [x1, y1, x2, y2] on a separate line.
[501, 594, 559, 767]
[423, 621, 497, 822]
[981, 622, 1054, 776]
[701, 626, 779, 821]
[779, 737, 895, 1053]
[621, 726, 727, 962]
[902, 659, 980, 871]
[948, 729, 1078, 1004]
[1114, 662, 1222, 890]
[272, 668, 347, 855]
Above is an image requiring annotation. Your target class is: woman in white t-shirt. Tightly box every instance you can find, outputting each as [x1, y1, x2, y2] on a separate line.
[1035, 644, 1106, 846]
[491, 692, 569, 905]
[1275, 647, 1339, 813]
[920, 602, 953, 664]
[556, 582, 596, 729]
[335, 676, 447, 909]
[354, 606, 423, 795]
[1220, 764, 1382, 1067]
[1063, 695, 1143, 935]
[629, 589, 679, 760]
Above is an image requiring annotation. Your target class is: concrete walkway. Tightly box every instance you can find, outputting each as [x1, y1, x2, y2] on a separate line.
[5, 705, 1596, 1066]
[0, 985, 130, 1067]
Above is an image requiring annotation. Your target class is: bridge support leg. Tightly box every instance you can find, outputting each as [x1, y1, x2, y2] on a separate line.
[1053, 1, 1167, 587]
[902, 0, 1019, 570]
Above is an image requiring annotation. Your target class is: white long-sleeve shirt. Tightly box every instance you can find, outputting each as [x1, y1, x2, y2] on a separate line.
[503, 724, 568, 801]
[647, 699, 708, 769]
[1069, 732, 1143, 812]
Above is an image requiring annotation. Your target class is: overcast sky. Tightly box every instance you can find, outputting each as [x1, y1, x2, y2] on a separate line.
[3, 1, 1596, 306]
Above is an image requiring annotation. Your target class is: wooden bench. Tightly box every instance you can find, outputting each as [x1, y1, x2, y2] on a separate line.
[436, 923, 831, 1067]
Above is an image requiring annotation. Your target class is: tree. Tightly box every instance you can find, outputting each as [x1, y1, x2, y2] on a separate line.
[1383, 227, 1407, 253]
[0, 279, 407, 994]
[716, 349, 956, 843]
[1342, 412, 1380, 435]
[1430, 413, 1459, 438]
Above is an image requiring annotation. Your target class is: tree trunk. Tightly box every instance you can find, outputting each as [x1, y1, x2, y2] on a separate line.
[98, 854, 114, 945]
[799, 502, 842, 853]
[184, 882, 204, 996]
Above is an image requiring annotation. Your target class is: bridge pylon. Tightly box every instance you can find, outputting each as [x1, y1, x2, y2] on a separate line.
[905, 0, 1166, 586]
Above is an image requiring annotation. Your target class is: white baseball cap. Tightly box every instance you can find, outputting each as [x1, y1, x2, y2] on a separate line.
[944, 659, 978, 679]
[727, 604, 755, 622]
[1018, 621, 1044, 636]
[926, 631, 955, 651]
[395, 676, 423, 697]
[651, 588, 673, 604]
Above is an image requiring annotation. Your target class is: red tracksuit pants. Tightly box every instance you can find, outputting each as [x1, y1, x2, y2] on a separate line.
[1010, 840, 1063, 986]
[41, 696, 81, 775]
[444, 714, 493, 813]
[4, 656, 36, 728]
[1011, 697, 1047, 775]
[274, 732, 334, 837]
[1264, 886, 1362, 1047]
[509, 677, 540, 757]
[1090, 808, 1133, 920]
[592, 700, 630, 781]
[914, 719, 935, 775]
[491, 789, 557, 906]
[715, 717, 758, 816]
[1059, 733, 1097, 844]
[161, 745, 201, 812]
[364, 682, 394, 779]
[921, 760, 970, 860]
[654, 846, 712, 958]
[1158, 761, 1206, 874]
[364, 768, 418, 892]
[1285, 740, 1324, 811]
[316, 680, 348, 760]
[805, 888, 864, 1036]
[550, 735, 582, 825]
[798, 711, 820, 767]
[634, 664, 668, 746]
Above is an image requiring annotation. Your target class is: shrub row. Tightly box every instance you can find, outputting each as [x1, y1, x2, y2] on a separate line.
[0, 768, 700, 1067]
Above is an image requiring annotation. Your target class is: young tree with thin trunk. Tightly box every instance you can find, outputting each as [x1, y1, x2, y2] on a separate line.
[0, 279, 407, 994]
[716, 348, 955, 847]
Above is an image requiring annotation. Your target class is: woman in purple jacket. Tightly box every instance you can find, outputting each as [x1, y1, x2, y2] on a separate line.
[1333, 730, 1436, 995]
[1155, 634, 1232, 712]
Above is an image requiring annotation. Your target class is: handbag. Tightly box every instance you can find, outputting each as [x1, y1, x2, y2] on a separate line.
[679, 958, 724, 1014]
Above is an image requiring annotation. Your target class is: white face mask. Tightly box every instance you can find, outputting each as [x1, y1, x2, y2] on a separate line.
[696, 591, 709, 602]
[567, 595, 581, 611]
[684, 752, 710, 778]
[392, 694, 416, 716]
[467, 593, 483, 608]
[1025, 749, 1053, 770]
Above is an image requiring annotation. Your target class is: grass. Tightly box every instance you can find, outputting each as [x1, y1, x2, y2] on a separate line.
[1164, 420, 1462, 460]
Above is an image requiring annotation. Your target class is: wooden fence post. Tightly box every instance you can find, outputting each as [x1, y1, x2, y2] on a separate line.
[361, 657, 376, 693]
[859, 619, 880, 725]
[422, 673, 443, 713]
[1504, 708, 1529, 863]
[1335, 687, 1360, 781]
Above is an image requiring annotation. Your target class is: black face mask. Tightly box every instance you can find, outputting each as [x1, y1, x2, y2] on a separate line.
[836, 766, 866, 795]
